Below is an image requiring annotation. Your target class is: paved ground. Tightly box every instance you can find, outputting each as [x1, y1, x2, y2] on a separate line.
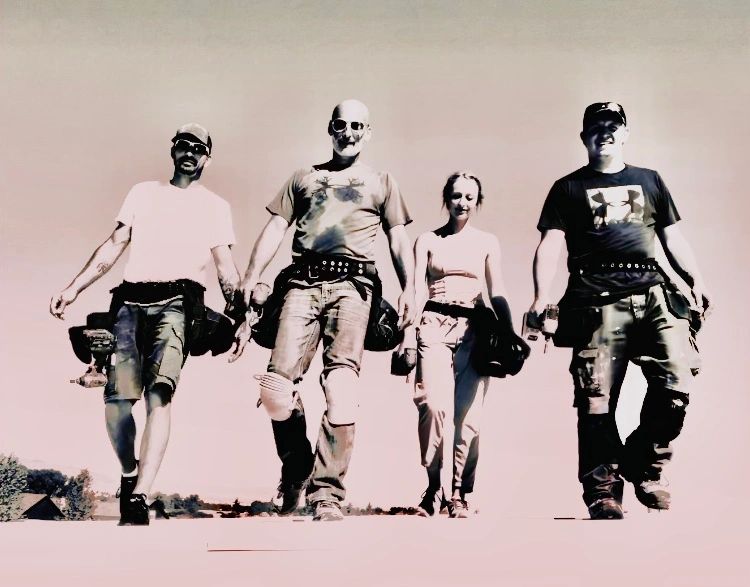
[1, 510, 746, 587]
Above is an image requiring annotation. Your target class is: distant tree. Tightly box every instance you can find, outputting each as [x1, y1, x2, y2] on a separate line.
[0, 454, 28, 522]
[26, 468, 67, 496]
[63, 469, 96, 521]
[182, 494, 202, 514]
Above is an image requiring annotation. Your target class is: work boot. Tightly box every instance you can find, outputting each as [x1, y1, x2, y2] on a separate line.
[587, 497, 624, 520]
[447, 497, 470, 519]
[415, 487, 444, 517]
[312, 500, 344, 522]
[634, 477, 671, 510]
[116, 474, 138, 519]
[271, 478, 308, 516]
[119, 493, 150, 526]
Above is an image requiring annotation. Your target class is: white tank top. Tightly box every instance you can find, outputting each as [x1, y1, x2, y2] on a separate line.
[426, 227, 487, 306]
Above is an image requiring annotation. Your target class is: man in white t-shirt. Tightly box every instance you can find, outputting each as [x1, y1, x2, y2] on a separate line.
[50, 123, 240, 525]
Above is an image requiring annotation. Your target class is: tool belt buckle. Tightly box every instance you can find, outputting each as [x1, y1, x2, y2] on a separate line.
[307, 263, 320, 280]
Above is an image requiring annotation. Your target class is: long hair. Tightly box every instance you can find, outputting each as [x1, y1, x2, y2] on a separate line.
[442, 171, 484, 208]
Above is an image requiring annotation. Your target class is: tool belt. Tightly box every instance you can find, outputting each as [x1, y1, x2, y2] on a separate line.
[571, 257, 660, 275]
[108, 280, 237, 356]
[251, 251, 402, 352]
[112, 280, 203, 305]
[422, 300, 527, 378]
[423, 300, 475, 319]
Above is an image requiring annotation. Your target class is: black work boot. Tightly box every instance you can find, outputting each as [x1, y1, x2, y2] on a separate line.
[119, 493, 150, 526]
[588, 497, 624, 520]
[634, 476, 671, 510]
[117, 474, 138, 520]
[272, 478, 309, 516]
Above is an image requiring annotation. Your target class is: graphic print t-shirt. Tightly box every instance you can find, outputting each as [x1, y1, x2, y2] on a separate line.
[266, 162, 411, 262]
[537, 165, 680, 306]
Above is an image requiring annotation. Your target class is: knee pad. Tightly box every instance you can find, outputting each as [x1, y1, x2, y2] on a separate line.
[322, 368, 359, 425]
[642, 389, 689, 442]
[258, 372, 296, 421]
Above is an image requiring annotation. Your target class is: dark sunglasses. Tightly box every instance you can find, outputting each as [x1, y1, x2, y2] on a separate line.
[173, 138, 210, 156]
[330, 119, 368, 134]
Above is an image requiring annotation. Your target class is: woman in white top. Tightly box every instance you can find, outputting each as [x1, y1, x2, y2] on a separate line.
[400, 171, 527, 518]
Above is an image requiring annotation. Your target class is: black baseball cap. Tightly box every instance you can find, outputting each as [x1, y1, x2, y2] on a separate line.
[582, 102, 627, 128]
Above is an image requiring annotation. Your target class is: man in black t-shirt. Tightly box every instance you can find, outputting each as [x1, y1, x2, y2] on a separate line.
[530, 102, 711, 519]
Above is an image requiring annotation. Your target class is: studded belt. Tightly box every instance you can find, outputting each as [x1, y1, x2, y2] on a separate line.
[571, 258, 661, 275]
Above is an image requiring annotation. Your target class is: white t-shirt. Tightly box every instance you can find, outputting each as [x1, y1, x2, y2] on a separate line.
[116, 181, 235, 287]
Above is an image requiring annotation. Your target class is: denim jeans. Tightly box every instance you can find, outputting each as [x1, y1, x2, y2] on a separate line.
[414, 310, 490, 495]
[104, 297, 187, 403]
[569, 285, 700, 505]
[267, 280, 372, 503]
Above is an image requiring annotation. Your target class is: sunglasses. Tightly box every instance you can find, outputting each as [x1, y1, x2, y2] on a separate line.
[330, 119, 368, 134]
[173, 138, 210, 157]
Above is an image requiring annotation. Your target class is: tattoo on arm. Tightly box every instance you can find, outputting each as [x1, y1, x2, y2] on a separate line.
[95, 262, 110, 275]
[219, 274, 239, 302]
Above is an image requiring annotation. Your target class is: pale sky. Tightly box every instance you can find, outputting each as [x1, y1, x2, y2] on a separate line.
[1, 1, 747, 513]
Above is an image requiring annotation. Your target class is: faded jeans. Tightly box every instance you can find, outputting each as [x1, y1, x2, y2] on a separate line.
[267, 280, 372, 503]
[414, 310, 490, 495]
[570, 285, 700, 505]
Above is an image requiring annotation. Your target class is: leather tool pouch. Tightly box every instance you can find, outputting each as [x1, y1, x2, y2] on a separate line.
[552, 305, 603, 348]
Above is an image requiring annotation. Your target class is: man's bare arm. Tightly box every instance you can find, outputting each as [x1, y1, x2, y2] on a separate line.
[385, 223, 416, 328]
[657, 223, 712, 315]
[229, 215, 290, 362]
[211, 244, 242, 314]
[530, 228, 565, 314]
[50, 223, 131, 319]
[239, 214, 290, 302]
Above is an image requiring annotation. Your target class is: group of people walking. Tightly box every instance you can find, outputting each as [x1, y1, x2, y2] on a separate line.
[49, 99, 710, 525]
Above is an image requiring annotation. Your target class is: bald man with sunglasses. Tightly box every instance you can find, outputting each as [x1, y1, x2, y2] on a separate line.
[232, 99, 415, 521]
[50, 124, 240, 526]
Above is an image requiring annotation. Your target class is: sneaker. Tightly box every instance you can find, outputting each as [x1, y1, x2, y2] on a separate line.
[312, 500, 344, 522]
[119, 493, 150, 526]
[415, 488, 444, 517]
[116, 474, 138, 519]
[272, 478, 308, 516]
[587, 497, 624, 520]
[634, 477, 671, 510]
[447, 497, 470, 519]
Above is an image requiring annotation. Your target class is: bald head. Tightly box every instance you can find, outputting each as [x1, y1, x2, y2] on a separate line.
[331, 99, 370, 124]
[328, 98, 372, 162]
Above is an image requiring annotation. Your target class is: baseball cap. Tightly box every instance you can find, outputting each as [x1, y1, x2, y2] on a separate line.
[582, 102, 627, 128]
[173, 122, 212, 152]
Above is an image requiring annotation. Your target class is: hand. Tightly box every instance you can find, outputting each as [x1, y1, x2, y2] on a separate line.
[528, 299, 548, 317]
[224, 290, 247, 320]
[391, 346, 417, 376]
[50, 288, 78, 320]
[228, 318, 253, 363]
[397, 289, 415, 329]
[691, 287, 713, 320]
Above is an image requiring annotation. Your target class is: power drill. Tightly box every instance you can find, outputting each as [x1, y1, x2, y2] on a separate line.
[522, 305, 559, 352]
[70, 328, 116, 387]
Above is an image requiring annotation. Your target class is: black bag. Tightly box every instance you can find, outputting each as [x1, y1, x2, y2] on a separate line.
[470, 307, 528, 377]
[552, 305, 603, 348]
[364, 291, 403, 352]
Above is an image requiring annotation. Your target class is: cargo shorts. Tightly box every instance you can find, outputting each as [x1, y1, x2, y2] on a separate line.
[103, 297, 188, 403]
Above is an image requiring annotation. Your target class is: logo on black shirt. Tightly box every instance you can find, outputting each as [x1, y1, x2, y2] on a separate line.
[586, 185, 645, 229]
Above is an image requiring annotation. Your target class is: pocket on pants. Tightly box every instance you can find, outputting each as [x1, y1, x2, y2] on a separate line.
[553, 306, 602, 348]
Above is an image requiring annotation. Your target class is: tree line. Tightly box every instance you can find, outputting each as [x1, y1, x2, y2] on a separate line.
[0, 453, 95, 521]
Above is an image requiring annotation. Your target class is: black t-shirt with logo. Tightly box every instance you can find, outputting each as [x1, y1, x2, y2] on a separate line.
[537, 164, 680, 306]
